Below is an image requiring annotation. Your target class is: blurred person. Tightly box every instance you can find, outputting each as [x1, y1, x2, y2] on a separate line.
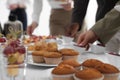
[0, 22, 2, 33]
[77, 0, 120, 54]
[7, 0, 29, 31]
[66, 0, 118, 38]
[27, 0, 73, 36]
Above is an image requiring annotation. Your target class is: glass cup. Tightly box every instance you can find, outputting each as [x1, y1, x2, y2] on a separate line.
[2, 42, 26, 80]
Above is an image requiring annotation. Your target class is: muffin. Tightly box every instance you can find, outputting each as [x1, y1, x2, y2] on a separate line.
[74, 68, 104, 80]
[59, 59, 81, 70]
[82, 59, 103, 69]
[47, 42, 58, 52]
[43, 52, 62, 64]
[34, 41, 48, 51]
[27, 45, 35, 51]
[52, 64, 76, 80]
[59, 48, 79, 60]
[95, 63, 120, 80]
[32, 50, 48, 63]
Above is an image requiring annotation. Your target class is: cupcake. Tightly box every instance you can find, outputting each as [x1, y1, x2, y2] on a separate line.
[32, 50, 48, 63]
[43, 52, 62, 64]
[59, 59, 81, 70]
[47, 42, 58, 52]
[52, 64, 76, 80]
[34, 41, 48, 51]
[82, 59, 103, 69]
[95, 63, 120, 80]
[59, 48, 79, 60]
[74, 68, 104, 80]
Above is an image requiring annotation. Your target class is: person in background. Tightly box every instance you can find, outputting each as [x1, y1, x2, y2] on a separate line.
[0, 22, 2, 33]
[7, 0, 29, 32]
[77, 0, 120, 54]
[49, 0, 73, 35]
[66, 0, 118, 38]
[27, 0, 73, 36]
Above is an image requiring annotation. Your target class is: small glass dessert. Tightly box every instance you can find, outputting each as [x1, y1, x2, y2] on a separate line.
[2, 39, 26, 80]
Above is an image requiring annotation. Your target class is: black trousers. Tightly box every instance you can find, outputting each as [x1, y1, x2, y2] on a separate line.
[72, 0, 119, 30]
[10, 8, 27, 31]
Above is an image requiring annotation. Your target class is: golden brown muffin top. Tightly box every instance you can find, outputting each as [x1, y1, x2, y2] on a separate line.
[46, 42, 58, 52]
[32, 50, 48, 56]
[59, 48, 79, 56]
[82, 59, 103, 68]
[75, 68, 103, 79]
[52, 64, 76, 75]
[95, 63, 120, 74]
[59, 59, 81, 67]
[43, 52, 62, 58]
[34, 41, 48, 51]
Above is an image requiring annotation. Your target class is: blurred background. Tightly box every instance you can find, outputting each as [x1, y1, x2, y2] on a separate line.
[0, 0, 97, 35]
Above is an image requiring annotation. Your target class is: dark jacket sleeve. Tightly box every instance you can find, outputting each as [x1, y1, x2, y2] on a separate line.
[91, 4, 120, 44]
[72, 0, 89, 30]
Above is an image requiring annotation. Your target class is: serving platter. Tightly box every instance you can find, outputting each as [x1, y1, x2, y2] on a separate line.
[27, 55, 57, 67]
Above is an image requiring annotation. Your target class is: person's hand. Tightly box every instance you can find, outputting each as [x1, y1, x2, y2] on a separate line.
[9, 4, 18, 10]
[77, 30, 99, 47]
[27, 22, 38, 36]
[65, 23, 79, 37]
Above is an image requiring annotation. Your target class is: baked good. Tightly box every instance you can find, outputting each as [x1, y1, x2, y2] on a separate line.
[43, 52, 62, 64]
[32, 50, 48, 63]
[82, 59, 103, 68]
[46, 42, 58, 52]
[34, 41, 48, 51]
[74, 68, 104, 80]
[59, 48, 79, 60]
[52, 64, 76, 80]
[27, 45, 35, 51]
[95, 63, 120, 80]
[59, 59, 81, 70]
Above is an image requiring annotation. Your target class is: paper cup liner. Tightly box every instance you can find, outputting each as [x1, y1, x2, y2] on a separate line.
[73, 74, 104, 80]
[32, 55, 44, 63]
[63, 55, 78, 60]
[103, 72, 120, 80]
[52, 73, 74, 80]
[44, 57, 62, 64]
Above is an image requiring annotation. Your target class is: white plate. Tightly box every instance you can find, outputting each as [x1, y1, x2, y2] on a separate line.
[27, 55, 57, 67]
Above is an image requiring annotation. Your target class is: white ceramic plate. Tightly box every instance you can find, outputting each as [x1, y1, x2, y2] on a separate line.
[27, 55, 57, 67]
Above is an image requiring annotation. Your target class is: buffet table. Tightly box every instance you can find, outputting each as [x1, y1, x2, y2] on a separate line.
[0, 40, 120, 80]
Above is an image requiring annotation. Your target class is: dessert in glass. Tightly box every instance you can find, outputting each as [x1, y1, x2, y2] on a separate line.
[2, 39, 26, 80]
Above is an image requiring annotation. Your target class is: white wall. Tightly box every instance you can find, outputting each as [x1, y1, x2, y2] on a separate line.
[0, 0, 97, 35]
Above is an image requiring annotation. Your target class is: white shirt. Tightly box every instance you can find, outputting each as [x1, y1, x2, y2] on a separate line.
[32, 0, 72, 24]
[7, 0, 29, 7]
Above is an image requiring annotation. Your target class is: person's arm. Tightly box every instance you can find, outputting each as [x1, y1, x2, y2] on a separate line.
[91, 5, 120, 44]
[27, 0, 43, 35]
[32, 0, 43, 24]
[72, 0, 89, 30]
[77, 1, 120, 46]
[65, 0, 89, 37]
